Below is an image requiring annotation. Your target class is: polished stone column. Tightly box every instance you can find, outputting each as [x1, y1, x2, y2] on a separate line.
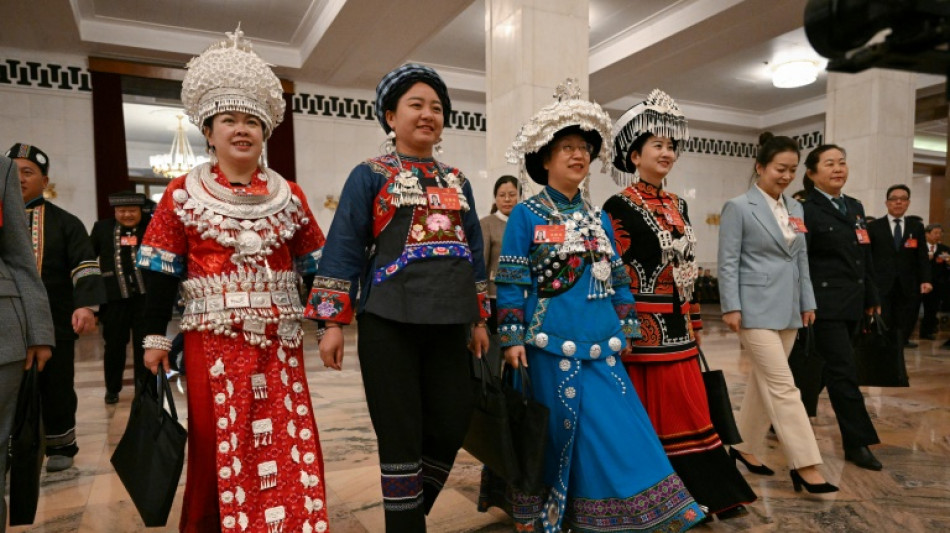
[485, 0, 589, 193]
[825, 70, 916, 208]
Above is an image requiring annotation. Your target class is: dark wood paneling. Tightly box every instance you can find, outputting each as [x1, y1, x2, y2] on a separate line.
[90, 71, 131, 220]
[267, 92, 297, 182]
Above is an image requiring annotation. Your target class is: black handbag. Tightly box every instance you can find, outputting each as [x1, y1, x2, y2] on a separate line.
[854, 312, 909, 387]
[788, 325, 824, 417]
[111, 372, 187, 527]
[464, 357, 549, 493]
[697, 348, 742, 445]
[9, 365, 44, 526]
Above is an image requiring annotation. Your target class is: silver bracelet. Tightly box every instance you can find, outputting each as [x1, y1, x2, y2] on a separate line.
[143, 335, 173, 351]
[315, 328, 327, 340]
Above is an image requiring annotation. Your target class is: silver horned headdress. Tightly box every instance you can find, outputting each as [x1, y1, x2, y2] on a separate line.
[181, 24, 286, 138]
[506, 78, 614, 187]
[611, 89, 690, 186]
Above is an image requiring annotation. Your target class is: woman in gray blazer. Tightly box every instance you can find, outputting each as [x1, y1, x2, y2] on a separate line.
[718, 133, 837, 493]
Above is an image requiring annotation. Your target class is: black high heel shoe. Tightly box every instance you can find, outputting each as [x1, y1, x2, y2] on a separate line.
[729, 447, 774, 476]
[790, 469, 839, 494]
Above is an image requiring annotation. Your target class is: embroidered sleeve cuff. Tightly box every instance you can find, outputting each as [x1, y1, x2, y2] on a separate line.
[71, 260, 102, 286]
[610, 260, 631, 288]
[136, 245, 186, 277]
[498, 307, 525, 347]
[304, 277, 354, 324]
[475, 281, 491, 320]
[294, 248, 323, 276]
[615, 303, 641, 339]
[691, 314, 703, 332]
[496, 255, 531, 285]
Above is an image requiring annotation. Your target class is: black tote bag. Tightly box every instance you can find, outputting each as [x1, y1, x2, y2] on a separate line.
[464, 357, 549, 493]
[111, 372, 187, 527]
[697, 348, 742, 445]
[788, 325, 824, 417]
[854, 313, 909, 387]
[9, 365, 44, 526]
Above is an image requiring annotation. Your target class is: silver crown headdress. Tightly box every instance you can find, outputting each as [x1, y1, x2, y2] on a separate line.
[611, 89, 690, 185]
[181, 24, 286, 138]
[506, 79, 614, 188]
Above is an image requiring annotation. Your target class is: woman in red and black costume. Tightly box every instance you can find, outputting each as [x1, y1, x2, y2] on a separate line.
[305, 63, 490, 532]
[138, 27, 330, 533]
[603, 90, 756, 521]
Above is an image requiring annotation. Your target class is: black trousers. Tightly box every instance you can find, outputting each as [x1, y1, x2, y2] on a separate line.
[813, 319, 880, 449]
[921, 284, 947, 337]
[42, 338, 78, 456]
[357, 312, 475, 533]
[100, 295, 148, 394]
[880, 283, 921, 344]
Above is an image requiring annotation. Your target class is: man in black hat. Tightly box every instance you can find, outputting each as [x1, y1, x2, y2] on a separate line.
[6, 142, 106, 473]
[90, 191, 150, 404]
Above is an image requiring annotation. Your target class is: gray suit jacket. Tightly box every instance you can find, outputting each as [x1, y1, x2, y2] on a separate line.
[0, 156, 54, 365]
[718, 186, 816, 330]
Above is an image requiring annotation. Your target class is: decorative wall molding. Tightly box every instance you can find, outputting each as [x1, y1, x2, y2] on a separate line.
[292, 92, 487, 132]
[683, 130, 824, 159]
[0, 59, 91, 92]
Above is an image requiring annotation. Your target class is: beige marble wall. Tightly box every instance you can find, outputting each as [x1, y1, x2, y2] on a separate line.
[485, 0, 590, 191]
[825, 70, 917, 209]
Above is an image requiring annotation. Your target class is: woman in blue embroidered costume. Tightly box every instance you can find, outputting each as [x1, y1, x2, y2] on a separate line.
[479, 79, 704, 532]
[304, 64, 491, 532]
[603, 89, 756, 521]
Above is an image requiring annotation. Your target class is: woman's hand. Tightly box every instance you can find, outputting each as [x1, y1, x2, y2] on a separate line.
[469, 324, 490, 359]
[802, 311, 816, 327]
[320, 327, 345, 370]
[504, 346, 528, 369]
[145, 349, 170, 374]
[25, 345, 52, 371]
[722, 311, 742, 333]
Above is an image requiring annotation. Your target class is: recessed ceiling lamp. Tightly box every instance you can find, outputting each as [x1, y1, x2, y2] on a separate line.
[771, 59, 820, 89]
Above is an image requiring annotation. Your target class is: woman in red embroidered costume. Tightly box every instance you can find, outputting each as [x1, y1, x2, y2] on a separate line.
[139, 27, 329, 533]
[305, 64, 490, 532]
[603, 90, 756, 521]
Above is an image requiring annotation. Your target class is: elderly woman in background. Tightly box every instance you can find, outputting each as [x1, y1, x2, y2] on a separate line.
[718, 133, 838, 494]
[480, 175, 519, 335]
[139, 27, 330, 532]
[306, 63, 490, 532]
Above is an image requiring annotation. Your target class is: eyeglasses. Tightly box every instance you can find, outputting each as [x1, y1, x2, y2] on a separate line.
[556, 143, 593, 156]
[496, 192, 518, 199]
[887, 196, 909, 202]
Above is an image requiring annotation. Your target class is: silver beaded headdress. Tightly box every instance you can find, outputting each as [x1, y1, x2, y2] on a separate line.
[181, 25, 285, 138]
[611, 89, 689, 186]
[506, 79, 614, 187]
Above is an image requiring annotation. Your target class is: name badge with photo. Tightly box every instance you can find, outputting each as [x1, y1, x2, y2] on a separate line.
[426, 187, 461, 210]
[904, 238, 918, 249]
[120, 235, 138, 246]
[855, 228, 871, 244]
[788, 217, 807, 233]
[533, 225, 566, 244]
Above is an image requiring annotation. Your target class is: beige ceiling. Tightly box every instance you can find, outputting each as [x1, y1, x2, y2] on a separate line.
[3, 0, 944, 134]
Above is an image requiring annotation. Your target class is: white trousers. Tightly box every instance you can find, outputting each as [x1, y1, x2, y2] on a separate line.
[734, 328, 822, 469]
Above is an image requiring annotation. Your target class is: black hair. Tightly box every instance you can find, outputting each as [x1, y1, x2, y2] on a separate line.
[629, 132, 679, 160]
[926, 223, 943, 233]
[804, 144, 847, 174]
[886, 184, 911, 200]
[755, 132, 800, 168]
[380, 78, 451, 130]
[490, 175, 520, 214]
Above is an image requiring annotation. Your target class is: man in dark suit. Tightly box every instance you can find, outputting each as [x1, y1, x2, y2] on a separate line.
[867, 185, 932, 347]
[90, 192, 149, 403]
[0, 155, 54, 527]
[7, 143, 106, 473]
[921, 224, 950, 341]
[802, 144, 882, 471]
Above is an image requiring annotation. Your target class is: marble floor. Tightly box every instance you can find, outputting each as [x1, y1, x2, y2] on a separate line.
[8, 312, 950, 533]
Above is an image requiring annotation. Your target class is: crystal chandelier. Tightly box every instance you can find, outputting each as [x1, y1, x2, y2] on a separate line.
[149, 114, 208, 178]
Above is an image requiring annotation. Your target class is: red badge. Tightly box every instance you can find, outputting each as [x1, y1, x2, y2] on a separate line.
[904, 238, 917, 249]
[855, 228, 870, 244]
[426, 187, 461, 210]
[120, 235, 138, 246]
[533, 225, 565, 244]
[788, 217, 807, 233]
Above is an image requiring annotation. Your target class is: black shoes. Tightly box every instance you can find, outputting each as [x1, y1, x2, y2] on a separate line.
[729, 447, 774, 476]
[905, 341, 919, 348]
[104, 392, 119, 404]
[920, 334, 937, 341]
[844, 446, 882, 471]
[790, 470, 839, 493]
[715, 505, 749, 520]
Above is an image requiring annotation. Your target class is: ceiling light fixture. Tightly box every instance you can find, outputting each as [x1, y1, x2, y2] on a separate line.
[771, 59, 820, 89]
[149, 114, 208, 178]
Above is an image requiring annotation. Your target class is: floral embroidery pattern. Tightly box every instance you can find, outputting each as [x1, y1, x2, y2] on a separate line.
[304, 289, 353, 323]
[373, 243, 472, 285]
